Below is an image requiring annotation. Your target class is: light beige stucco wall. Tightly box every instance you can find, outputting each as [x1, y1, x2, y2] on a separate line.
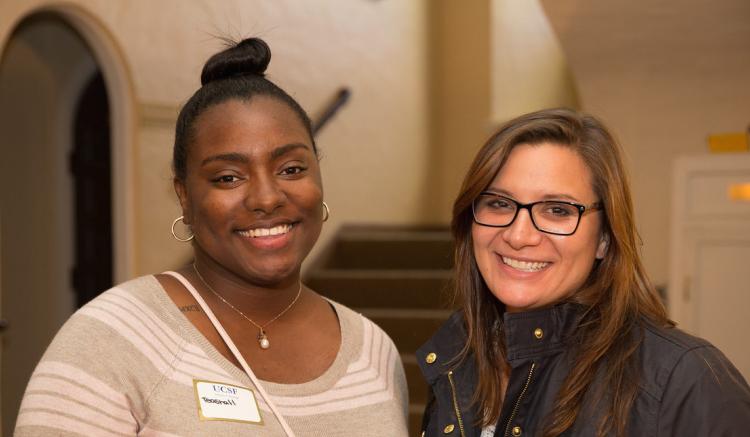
[428, 0, 580, 221]
[541, 0, 750, 286]
[0, 0, 430, 276]
[427, 0, 492, 221]
[491, 0, 579, 124]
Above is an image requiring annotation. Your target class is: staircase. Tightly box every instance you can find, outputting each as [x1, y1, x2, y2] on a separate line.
[305, 225, 455, 436]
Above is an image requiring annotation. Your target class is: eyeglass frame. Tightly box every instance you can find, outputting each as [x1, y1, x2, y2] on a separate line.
[471, 191, 603, 236]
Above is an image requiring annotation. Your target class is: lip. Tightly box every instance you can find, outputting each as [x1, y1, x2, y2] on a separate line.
[495, 253, 551, 275]
[235, 218, 298, 232]
[234, 219, 299, 250]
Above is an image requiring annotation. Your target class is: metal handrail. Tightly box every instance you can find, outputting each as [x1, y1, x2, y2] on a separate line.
[312, 87, 351, 136]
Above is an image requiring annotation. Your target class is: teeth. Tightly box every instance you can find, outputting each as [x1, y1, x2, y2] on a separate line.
[238, 224, 292, 238]
[502, 256, 549, 272]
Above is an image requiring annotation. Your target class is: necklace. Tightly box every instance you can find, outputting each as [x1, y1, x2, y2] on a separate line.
[192, 263, 302, 350]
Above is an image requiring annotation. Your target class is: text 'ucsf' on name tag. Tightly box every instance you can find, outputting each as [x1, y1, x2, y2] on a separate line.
[194, 380, 263, 424]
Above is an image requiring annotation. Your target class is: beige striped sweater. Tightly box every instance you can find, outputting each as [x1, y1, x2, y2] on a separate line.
[15, 275, 409, 436]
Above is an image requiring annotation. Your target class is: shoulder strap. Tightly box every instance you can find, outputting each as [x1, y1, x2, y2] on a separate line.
[163, 271, 296, 437]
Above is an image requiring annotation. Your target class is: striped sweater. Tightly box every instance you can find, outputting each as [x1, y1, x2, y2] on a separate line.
[15, 275, 409, 436]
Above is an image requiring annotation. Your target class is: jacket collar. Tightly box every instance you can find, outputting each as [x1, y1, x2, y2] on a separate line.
[417, 311, 468, 384]
[417, 303, 585, 379]
[502, 302, 584, 365]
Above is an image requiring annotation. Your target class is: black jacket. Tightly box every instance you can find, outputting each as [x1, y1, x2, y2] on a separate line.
[417, 304, 750, 437]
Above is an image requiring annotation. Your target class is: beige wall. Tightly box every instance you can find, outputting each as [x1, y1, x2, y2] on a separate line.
[427, 0, 580, 221]
[427, 0, 492, 220]
[491, 0, 579, 124]
[541, 0, 750, 286]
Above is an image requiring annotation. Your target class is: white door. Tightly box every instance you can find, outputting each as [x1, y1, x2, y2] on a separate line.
[669, 154, 750, 380]
[683, 228, 750, 378]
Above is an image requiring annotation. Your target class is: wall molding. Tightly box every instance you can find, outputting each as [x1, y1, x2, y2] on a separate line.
[139, 101, 179, 128]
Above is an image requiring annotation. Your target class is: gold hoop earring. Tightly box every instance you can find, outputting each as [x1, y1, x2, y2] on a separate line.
[171, 216, 194, 242]
[322, 202, 330, 222]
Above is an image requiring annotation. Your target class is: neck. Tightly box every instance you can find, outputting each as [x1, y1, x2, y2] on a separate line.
[191, 256, 304, 320]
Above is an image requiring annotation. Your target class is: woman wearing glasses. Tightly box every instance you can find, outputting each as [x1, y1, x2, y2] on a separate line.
[418, 108, 750, 436]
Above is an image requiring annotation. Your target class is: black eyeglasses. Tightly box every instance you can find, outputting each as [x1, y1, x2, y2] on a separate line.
[472, 192, 602, 236]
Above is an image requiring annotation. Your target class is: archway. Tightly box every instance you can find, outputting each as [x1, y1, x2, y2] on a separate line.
[0, 7, 135, 433]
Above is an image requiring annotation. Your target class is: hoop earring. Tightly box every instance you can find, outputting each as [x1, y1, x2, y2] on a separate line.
[171, 216, 194, 242]
[322, 202, 330, 222]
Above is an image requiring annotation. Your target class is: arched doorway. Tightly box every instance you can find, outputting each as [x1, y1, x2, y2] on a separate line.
[72, 70, 114, 307]
[0, 8, 134, 433]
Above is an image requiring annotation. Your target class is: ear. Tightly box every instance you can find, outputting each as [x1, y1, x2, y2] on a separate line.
[173, 177, 191, 224]
[595, 233, 609, 260]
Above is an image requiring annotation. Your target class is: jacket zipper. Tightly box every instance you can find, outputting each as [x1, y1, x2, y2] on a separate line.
[503, 362, 536, 437]
[447, 370, 466, 437]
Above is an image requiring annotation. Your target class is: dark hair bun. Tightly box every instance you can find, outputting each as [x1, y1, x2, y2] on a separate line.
[200, 38, 271, 86]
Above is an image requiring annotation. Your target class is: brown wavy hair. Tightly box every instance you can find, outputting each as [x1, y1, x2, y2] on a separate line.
[451, 108, 671, 436]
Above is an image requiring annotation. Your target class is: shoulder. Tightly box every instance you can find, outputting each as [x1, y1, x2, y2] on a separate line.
[638, 322, 729, 388]
[637, 322, 728, 396]
[416, 311, 467, 383]
[324, 299, 410, 415]
[637, 322, 750, 412]
[36, 274, 183, 373]
[419, 310, 466, 352]
[326, 298, 399, 351]
[326, 298, 407, 383]
[635, 322, 750, 433]
[639, 322, 713, 376]
[70, 275, 174, 335]
[80, 274, 166, 313]
[641, 320, 713, 353]
[417, 310, 465, 350]
[326, 299, 407, 389]
[15, 275, 171, 435]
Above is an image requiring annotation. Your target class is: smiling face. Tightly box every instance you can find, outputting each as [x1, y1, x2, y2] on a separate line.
[175, 97, 323, 286]
[471, 142, 607, 313]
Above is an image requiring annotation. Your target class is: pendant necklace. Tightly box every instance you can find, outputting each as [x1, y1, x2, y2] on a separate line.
[192, 263, 302, 350]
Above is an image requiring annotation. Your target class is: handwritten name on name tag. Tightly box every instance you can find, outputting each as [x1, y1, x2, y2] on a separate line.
[194, 380, 262, 424]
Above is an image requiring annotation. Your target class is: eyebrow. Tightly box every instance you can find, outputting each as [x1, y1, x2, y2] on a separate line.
[201, 153, 248, 166]
[484, 188, 583, 203]
[200, 143, 311, 167]
[270, 143, 310, 160]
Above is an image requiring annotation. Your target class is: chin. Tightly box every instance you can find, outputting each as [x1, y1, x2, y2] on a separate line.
[264, 266, 299, 281]
[243, 262, 299, 284]
[491, 290, 543, 313]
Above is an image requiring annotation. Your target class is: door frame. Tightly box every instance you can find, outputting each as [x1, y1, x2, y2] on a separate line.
[0, 3, 137, 283]
[0, 4, 137, 430]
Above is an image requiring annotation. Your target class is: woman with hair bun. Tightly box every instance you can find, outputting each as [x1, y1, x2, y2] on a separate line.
[418, 108, 750, 436]
[16, 38, 409, 436]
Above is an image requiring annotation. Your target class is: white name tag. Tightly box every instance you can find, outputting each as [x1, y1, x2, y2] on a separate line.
[194, 380, 263, 424]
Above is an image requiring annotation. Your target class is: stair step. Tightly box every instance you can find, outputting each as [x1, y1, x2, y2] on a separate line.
[409, 405, 424, 437]
[409, 407, 425, 437]
[402, 354, 430, 405]
[310, 269, 454, 309]
[323, 227, 453, 270]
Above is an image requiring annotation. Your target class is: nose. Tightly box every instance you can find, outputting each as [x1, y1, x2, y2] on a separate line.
[502, 209, 543, 249]
[245, 173, 286, 214]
